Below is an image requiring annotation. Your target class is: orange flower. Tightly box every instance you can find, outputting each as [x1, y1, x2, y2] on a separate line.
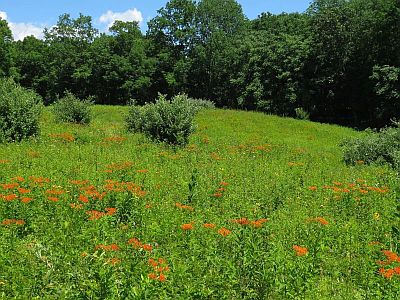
[203, 223, 216, 229]
[137, 169, 149, 173]
[2, 219, 25, 226]
[231, 218, 250, 225]
[12, 176, 25, 182]
[128, 237, 143, 248]
[105, 207, 117, 215]
[48, 197, 59, 202]
[220, 181, 229, 187]
[142, 244, 153, 252]
[107, 258, 121, 266]
[213, 192, 223, 198]
[21, 197, 33, 203]
[307, 217, 329, 226]
[3, 194, 17, 201]
[250, 218, 269, 228]
[95, 244, 120, 251]
[148, 273, 158, 280]
[181, 223, 193, 231]
[17, 188, 30, 194]
[70, 203, 83, 209]
[175, 202, 194, 211]
[382, 250, 400, 263]
[145, 203, 152, 209]
[159, 273, 166, 282]
[148, 258, 158, 267]
[394, 266, 400, 275]
[78, 194, 89, 203]
[308, 186, 317, 191]
[46, 189, 65, 195]
[379, 268, 395, 279]
[218, 227, 231, 237]
[1, 183, 19, 190]
[293, 245, 308, 256]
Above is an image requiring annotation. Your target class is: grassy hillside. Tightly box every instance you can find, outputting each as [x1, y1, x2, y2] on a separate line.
[0, 106, 399, 299]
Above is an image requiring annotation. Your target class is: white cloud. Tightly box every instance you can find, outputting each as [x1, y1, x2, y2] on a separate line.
[0, 11, 7, 20]
[0, 11, 43, 40]
[99, 8, 143, 29]
[9, 23, 44, 41]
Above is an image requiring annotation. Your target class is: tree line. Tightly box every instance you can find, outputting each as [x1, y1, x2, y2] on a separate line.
[0, 0, 399, 128]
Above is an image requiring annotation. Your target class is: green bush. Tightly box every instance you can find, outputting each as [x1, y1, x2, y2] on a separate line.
[52, 92, 92, 124]
[0, 78, 42, 143]
[188, 98, 215, 110]
[295, 107, 310, 120]
[341, 122, 400, 170]
[126, 93, 197, 146]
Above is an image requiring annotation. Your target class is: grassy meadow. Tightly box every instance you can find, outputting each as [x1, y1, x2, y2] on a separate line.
[0, 106, 399, 299]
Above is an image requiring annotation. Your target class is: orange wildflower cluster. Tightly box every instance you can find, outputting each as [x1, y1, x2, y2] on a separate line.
[1, 219, 25, 225]
[21, 197, 33, 203]
[12, 176, 25, 182]
[70, 203, 83, 209]
[103, 136, 127, 143]
[86, 207, 117, 220]
[103, 161, 133, 173]
[29, 176, 51, 186]
[1, 182, 19, 190]
[148, 258, 170, 282]
[306, 217, 329, 226]
[95, 243, 121, 251]
[78, 194, 89, 203]
[127, 237, 153, 252]
[70, 180, 90, 186]
[106, 258, 121, 266]
[175, 202, 194, 211]
[203, 223, 216, 229]
[47, 197, 59, 202]
[49, 132, 75, 142]
[80, 185, 106, 200]
[1, 194, 18, 201]
[231, 217, 269, 228]
[217, 227, 232, 237]
[210, 152, 222, 161]
[308, 181, 389, 195]
[379, 267, 400, 279]
[212, 181, 229, 198]
[181, 223, 194, 231]
[46, 189, 65, 196]
[0, 160, 10, 164]
[104, 180, 146, 197]
[18, 188, 30, 194]
[293, 245, 308, 256]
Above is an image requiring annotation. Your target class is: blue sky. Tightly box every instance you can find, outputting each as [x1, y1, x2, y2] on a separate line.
[0, 0, 311, 40]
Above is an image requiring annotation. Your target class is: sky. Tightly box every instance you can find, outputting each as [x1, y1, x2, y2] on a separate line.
[0, 0, 311, 40]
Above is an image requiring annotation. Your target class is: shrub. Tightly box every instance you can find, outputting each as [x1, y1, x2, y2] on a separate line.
[52, 92, 92, 124]
[295, 107, 310, 120]
[341, 122, 400, 170]
[0, 78, 42, 143]
[187, 98, 215, 110]
[126, 93, 197, 146]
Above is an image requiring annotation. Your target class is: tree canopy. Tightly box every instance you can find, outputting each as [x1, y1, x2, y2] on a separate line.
[1, 0, 399, 127]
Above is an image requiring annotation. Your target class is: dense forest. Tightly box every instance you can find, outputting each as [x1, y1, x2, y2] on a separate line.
[0, 0, 399, 128]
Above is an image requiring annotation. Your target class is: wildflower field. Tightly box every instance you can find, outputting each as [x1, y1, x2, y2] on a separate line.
[0, 106, 399, 299]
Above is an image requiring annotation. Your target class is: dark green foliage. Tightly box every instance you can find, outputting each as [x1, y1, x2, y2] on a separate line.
[52, 92, 92, 124]
[0, 78, 42, 142]
[126, 93, 197, 146]
[5, 0, 400, 128]
[342, 123, 400, 170]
